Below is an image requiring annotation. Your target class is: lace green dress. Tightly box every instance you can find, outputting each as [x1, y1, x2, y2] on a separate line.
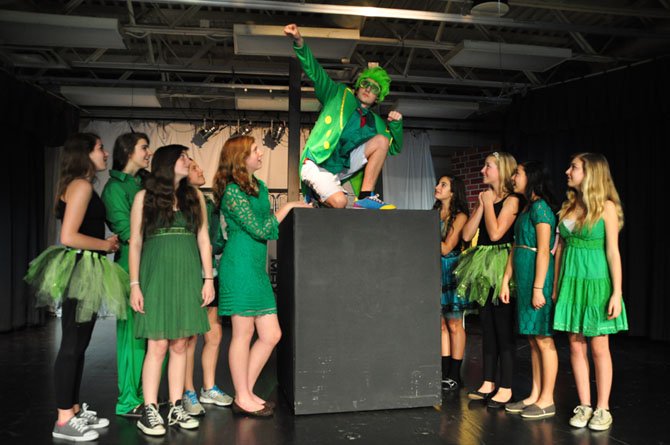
[134, 211, 210, 339]
[218, 180, 279, 317]
[513, 199, 556, 336]
[553, 219, 628, 336]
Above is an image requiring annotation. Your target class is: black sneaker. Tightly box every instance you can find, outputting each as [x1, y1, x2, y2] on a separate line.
[137, 404, 166, 436]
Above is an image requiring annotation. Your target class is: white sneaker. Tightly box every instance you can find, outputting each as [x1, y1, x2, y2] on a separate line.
[569, 405, 593, 428]
[588, 408, 613, 431]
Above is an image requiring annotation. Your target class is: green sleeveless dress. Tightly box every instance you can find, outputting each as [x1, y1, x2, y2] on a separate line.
[218, 180, 279, 317]
[553, 219, 628, 336]
[134, 211, 210, 339]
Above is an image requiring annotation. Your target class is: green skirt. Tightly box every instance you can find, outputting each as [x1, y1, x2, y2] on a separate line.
[24, 246, 128, 322]
[453, 244, 511, 306]
[553, 276, 628, 337]
[134, 228, 210, 340]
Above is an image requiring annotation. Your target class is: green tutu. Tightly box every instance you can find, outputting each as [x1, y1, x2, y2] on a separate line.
[24, 245, 128, 322]
[453, 244, 511, 306]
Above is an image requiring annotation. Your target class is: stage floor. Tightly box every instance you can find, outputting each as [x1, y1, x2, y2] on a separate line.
[1, 315, 667, 445]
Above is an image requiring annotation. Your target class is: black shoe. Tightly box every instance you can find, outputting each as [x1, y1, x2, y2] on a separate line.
[231, 401, 274, 418]
[467, 389, 495, 401]
[487, 397, 512, 409]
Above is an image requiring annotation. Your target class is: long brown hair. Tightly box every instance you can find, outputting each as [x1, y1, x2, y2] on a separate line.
[212, 135, 258, 205]
[55, 132, 100, 212]
[433, 175, 470, 241]
[142, 145, 202, 235]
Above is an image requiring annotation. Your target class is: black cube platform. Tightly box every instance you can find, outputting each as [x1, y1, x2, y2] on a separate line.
[277, 209, 441, 415]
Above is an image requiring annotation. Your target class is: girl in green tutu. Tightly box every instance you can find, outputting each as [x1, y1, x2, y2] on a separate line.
[433, 175, 470, 390]
[553, 153, 627, 431]
[454, 152, 520, 408]
[25, 133, 126, 441]
[129, 145, 214, 435]
[500, 161, 558, 419]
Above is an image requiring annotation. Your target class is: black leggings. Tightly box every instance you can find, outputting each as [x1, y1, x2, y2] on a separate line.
[480, 289, 516, 388]
[54, 298, 96, 409]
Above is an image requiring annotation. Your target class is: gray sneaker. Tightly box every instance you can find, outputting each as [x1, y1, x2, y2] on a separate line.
[569, 405, 593, 428]
[183, 390, 206, 416]
[200, 385, 233, 407]
[52, 416, 99, 442]
[588, 408, 613, 431]
[168, 400, 199, 429]
[77, 402, 110, 429]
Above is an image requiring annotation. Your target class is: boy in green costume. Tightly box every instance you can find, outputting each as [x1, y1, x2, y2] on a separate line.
[101, 132, 151, 417]
[284, 24, 404, 210]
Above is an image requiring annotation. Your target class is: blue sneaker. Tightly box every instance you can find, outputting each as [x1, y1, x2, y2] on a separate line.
[200, 385, 233, 407]
[353, 194, 396, 210]
[182, 390, 205, 416]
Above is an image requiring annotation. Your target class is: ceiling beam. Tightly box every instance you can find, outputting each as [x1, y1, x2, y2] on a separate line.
[21, 74, 526, 98]
[132, 0, 670, 39]
[438, 0, 670, 18]
[552, 10, 597, 55]
[118, 25, 618, 63]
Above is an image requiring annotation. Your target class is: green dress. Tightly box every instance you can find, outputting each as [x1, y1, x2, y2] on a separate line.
[134, 212, 210, 339]
[553, 219, 628, 336]
[218, 180, 279, 317]
[513, 199, 556, 336]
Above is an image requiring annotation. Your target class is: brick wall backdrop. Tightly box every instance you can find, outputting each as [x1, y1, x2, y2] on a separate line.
[447, 146, 498, 211]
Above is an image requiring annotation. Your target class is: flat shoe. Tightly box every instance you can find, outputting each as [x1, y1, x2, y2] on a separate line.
[264, 401, 276, 409]
[467, 389, 494, 401]
[521, 404, 556, 419]
[487, 397, 512, 409]
[231, 401, 274, 418]
[505, 400, 532, 413]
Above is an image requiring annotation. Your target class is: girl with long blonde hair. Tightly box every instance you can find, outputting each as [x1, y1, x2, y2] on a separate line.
[553, 153, 627, 431]
[454, 151, 521, 408]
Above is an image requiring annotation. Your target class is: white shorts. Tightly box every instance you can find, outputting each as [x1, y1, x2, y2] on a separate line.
[301, 143, 368, 201]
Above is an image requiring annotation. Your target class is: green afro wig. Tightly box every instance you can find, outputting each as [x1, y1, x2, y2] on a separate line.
[355, 66, 391, 102]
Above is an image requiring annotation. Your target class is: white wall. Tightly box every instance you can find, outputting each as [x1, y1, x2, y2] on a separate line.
[80, 120, 310, 191]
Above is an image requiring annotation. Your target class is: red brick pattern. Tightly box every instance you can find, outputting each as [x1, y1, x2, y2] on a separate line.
[448, 146, 499, 211]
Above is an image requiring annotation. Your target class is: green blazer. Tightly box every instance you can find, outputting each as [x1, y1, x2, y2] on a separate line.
[294, 42, 403, 195]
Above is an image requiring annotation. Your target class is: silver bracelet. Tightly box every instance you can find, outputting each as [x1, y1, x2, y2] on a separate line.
[130, 281, 140, 287]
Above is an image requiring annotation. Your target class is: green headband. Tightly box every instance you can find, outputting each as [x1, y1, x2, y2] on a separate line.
[355, 66, 391, 102]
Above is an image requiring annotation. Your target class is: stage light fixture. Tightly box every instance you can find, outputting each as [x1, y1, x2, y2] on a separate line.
[232, 119, 254, 138]
[263, 120, 287, 149]
[191, 119, 221, 148]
